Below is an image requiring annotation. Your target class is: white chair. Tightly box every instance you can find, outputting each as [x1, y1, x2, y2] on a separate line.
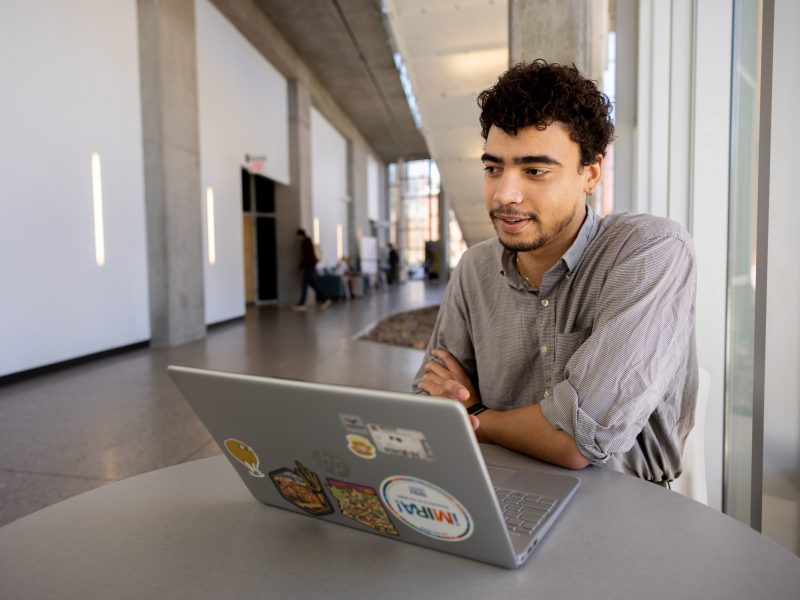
[672, 367, 711, 504]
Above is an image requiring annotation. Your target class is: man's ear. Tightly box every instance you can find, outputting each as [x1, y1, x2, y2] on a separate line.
[584, 155, 604, 195]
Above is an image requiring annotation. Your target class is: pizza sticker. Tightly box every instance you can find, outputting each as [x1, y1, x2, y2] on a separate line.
[326, 479, 398, 537]
[224, 438, 265, 478]
[380, 476, 473, 542]
[269, 462, 334, 516]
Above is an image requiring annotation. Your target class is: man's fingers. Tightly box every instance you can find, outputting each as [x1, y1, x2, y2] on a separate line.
[420, 372, 443, 387]
[417, 379, 436, 396]
[432, 348, 467, 377]
[423, 360, 449, 379]
[442, 379, 470, 402]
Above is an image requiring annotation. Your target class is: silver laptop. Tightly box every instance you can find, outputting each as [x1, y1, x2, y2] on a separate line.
[168, 366, 580, 569]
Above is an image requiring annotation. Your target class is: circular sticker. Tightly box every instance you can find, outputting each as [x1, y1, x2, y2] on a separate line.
[380, 476, 473, 542]
[346, 434, 377, 460]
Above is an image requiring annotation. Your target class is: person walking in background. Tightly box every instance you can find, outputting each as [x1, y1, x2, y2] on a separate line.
[387, 243, 400, 284]
[292, 228, 331, 312]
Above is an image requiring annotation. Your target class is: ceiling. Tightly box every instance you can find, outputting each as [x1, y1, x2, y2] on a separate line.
[255, 0, 505, 245]
[383, 0, 507, 245]
[254, 0, 429, 164]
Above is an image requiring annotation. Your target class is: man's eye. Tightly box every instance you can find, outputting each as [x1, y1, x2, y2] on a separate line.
[483, 165, 500, 174]
[527, 168, 548, 176]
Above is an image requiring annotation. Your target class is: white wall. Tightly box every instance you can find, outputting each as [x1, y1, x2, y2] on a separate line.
[310, 107, 348, 269]
[195, 0, 289, 322]
[0, 0, 149, 376]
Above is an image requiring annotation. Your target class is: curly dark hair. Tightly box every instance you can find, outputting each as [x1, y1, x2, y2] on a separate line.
[478, 60, 614, 166]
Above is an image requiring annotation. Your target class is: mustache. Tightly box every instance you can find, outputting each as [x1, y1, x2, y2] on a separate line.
[489, 208, 539, 222]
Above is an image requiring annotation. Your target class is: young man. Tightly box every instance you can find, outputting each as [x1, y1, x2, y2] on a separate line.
[414, 60, 698, 484]
[292, 229, 332, 312]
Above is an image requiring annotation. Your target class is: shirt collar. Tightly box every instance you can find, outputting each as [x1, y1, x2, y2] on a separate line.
[496, 203, 601, 288]
[561, 203, 600, 274]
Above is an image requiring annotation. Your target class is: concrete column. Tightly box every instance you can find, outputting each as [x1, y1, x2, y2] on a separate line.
[137, 0, 205, 347]
[509, 0, 607, 82]
[438, 189, 451, 282]
[275, 80, 313, 306]
[613, 0, 638, 213]
[349, 141, 369, 263]
[394, 160, 407, 279]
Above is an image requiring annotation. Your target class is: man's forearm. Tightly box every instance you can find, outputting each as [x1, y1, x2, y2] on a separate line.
[476, 403, 590, 470]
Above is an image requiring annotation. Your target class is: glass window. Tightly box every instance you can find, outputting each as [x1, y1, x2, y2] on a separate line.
[390, 159, 441, 271]
[724, 0, 762, 526]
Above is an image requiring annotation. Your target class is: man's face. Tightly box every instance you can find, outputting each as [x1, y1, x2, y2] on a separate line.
[482, 123, 601, 253]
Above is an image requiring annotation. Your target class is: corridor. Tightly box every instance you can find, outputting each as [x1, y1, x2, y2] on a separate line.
[0, 281, 444, 526]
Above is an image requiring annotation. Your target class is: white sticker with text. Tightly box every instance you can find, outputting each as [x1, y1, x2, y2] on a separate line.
[367, 424, 434, 461]
[381, 476, 473, 541]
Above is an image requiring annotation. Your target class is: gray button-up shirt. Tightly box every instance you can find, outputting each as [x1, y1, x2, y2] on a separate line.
[413, 205, 698, 482]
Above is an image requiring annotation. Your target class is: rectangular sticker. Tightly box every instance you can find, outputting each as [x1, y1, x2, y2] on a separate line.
[339, 414, 367, 432]
[366, 424, 434, 461]
[326, 478, 398, 536]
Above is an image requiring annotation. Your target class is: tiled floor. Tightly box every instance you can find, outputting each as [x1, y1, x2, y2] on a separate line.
[0, 281, 443, 526]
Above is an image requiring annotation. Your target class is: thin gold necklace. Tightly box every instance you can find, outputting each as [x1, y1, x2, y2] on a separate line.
[516, 255, 534, 286]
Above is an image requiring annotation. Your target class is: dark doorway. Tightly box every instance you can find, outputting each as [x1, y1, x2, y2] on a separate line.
[242, 169, 278, 304]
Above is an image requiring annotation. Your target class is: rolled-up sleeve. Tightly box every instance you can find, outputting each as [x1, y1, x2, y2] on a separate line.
[411, 262, 477, 394]
[538, 233, 696, 463]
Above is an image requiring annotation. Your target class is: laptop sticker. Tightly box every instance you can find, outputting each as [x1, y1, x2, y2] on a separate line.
[345, 434, 377, 460]
[312, 449, 351, 477]
[366, 424, 434, 461]
[339, 414, 367, 432]
[326, 479, 399, 537]
[269, 461, 334, 516]
[223, 438, 265, 478]
[380, 476, 474, 542]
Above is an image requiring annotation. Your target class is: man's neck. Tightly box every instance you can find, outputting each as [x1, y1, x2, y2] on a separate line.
[516, 204, 586, 287]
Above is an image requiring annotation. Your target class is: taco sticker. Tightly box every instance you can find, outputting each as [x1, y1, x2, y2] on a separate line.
[270, 462, 334, 516]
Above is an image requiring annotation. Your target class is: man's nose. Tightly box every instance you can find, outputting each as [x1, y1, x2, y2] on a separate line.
[493, 173, 524, 205]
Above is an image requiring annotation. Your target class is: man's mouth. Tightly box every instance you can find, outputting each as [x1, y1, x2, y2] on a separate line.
[490, 210, 537, 232]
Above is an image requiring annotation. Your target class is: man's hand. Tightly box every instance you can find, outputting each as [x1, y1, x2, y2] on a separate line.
[418, 349, 482, 431]
[417, 350, 589, 468]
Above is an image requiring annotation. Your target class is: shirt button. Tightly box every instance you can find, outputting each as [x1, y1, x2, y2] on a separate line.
[543, 389, 550, 398]
[565, 273, 571, 279]
[541, 299, 549, 307]
[541, 345, 548, 354]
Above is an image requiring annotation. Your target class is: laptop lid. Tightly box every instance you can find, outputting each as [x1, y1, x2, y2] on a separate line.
[168, 366, 578, 569]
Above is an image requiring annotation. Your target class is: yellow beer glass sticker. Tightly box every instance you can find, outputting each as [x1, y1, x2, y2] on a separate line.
[346, 434, 377, 460]
[224, 438, 265, 477]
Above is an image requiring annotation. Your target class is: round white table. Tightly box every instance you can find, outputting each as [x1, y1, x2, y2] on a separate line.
[1, 445, 798, 599]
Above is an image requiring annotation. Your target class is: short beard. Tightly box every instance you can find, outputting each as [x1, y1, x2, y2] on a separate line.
[492, 206, 577, 253]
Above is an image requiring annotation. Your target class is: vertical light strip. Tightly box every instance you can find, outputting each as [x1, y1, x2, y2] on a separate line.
[313, 217, 320, 245]
[206, 186, 216, 265]
[336, 224, 343, 259]
[91, 153, 106, 266]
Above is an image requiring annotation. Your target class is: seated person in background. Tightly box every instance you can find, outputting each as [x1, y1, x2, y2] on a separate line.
[413, 60, 698, 485]
[335, 256, 356, 297]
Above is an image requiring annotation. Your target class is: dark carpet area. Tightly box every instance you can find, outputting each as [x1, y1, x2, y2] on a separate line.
[359, 305, 439, 350]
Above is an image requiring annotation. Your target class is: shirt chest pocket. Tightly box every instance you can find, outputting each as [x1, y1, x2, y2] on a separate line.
[554, 327, 592, 378]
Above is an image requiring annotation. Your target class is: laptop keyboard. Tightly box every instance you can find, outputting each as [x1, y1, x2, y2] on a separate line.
[494, 487, 557, 536]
